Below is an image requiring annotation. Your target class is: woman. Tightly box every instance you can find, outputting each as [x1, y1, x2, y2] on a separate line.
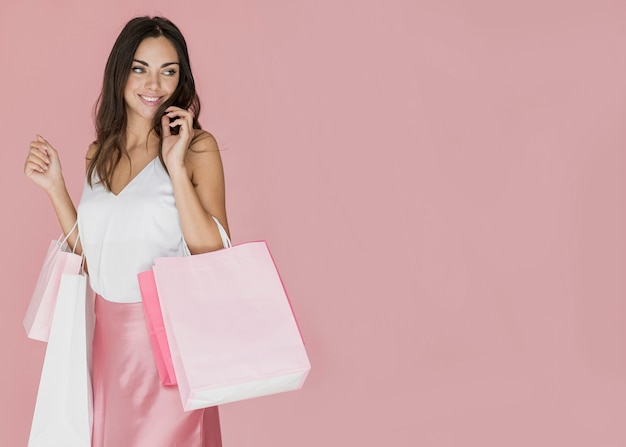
[24, 17, 225, 446]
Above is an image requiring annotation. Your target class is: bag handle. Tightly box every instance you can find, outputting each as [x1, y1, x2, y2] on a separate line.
[57, 221, 81, 253]
[213, 216, 232, 249]
[182, 216, 231, 256]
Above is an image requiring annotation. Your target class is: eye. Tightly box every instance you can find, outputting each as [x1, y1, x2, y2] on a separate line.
[163, 69, 177, 76]
[132, 66, 145, 73]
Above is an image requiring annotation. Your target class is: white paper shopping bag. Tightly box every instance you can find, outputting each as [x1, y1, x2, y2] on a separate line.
[28, 272, 95, 447]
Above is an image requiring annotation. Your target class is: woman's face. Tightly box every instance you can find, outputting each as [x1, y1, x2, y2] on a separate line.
[124, 36, 180, 122]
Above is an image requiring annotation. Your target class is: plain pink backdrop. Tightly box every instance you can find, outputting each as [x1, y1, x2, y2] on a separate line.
[3, 0, 626, 446]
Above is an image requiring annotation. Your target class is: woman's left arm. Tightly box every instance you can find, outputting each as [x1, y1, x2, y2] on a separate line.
[162, 107, 229, 254]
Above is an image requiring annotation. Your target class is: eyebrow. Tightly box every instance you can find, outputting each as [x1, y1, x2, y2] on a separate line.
[133, 59, 180, 68]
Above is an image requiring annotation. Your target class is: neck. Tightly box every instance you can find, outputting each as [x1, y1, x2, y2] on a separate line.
[125, 112, 158, 154]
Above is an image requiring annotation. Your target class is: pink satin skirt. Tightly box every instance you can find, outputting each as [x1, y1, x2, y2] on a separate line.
[92, 295, 222, 447]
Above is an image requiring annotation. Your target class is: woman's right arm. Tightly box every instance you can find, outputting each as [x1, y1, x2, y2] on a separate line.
[24, 134, 82, 253]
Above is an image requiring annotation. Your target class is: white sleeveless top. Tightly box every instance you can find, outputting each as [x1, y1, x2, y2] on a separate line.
[77, 157, 185, 303]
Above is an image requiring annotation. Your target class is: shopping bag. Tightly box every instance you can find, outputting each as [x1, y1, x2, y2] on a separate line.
[150, 231, 310, 410]
[28, 270, 95, 447]
[138, 216, 231, 387]
[24, 223, 82, 342]
[138, 269, 176, 386]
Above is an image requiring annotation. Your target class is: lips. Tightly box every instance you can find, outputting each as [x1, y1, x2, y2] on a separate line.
[138, 94, 163, 106]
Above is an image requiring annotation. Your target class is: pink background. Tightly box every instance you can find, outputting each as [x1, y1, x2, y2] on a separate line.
[2, 0, 626, 445]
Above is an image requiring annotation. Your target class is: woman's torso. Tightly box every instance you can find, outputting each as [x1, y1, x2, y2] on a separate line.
[77, 157, 185, 303]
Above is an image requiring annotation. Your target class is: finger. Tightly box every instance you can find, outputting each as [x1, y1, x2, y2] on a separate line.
[161, 114, 172, 138]
[166, 110, 192, 122]
[29, 140, 46, 150]
[30, 140, 47, 154]
[36, 134, 50, 144]
[26, 149, 50, 166]
[29, 147, 51, 165]
[25, 159, 47, 174]
[166, 108, 193, 120]
[168, 118, 186, 128]
[29, 142, 51, 159]
[36, 135, 59, 156]
[165, 106, 184, 114]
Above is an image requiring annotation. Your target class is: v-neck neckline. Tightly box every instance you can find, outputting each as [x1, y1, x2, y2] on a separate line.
[110, 157, 158, 197]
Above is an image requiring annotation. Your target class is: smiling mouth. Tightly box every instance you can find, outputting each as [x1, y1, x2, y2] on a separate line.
[140, 95, 162, 103]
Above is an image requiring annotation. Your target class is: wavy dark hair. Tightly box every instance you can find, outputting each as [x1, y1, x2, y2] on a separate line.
[88, 16, 202, 189]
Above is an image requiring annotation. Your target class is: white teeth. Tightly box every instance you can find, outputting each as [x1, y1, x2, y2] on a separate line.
[141, 96, 159, 102]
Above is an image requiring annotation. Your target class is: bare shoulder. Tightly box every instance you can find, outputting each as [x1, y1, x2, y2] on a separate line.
[86, 142, 98, 159]
[185, 130, 224, 179]
[189, 129, 220, 155]
[184, 129, 228, 229]
[85, 142, 98, 170]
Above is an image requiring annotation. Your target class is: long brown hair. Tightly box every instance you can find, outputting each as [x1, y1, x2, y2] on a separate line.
[88, 16, 202, 189]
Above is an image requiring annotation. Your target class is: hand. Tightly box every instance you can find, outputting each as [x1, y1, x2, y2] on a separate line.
[161, 106, 194, 172]
[24, 135, 65, 194]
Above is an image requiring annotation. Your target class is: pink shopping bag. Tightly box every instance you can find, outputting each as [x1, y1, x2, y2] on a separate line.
[150, 240, 310, 410]
[24, 226, 82, 342]
[137, 270, 177, 386]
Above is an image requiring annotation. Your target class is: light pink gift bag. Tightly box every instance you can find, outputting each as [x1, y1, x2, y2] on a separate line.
[137, 216, 231, 387]
[24, 223, 83, 342]
[147, 221, 310, 410]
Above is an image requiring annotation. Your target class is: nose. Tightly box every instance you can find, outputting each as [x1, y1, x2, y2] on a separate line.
[145, 72, 161, 91]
